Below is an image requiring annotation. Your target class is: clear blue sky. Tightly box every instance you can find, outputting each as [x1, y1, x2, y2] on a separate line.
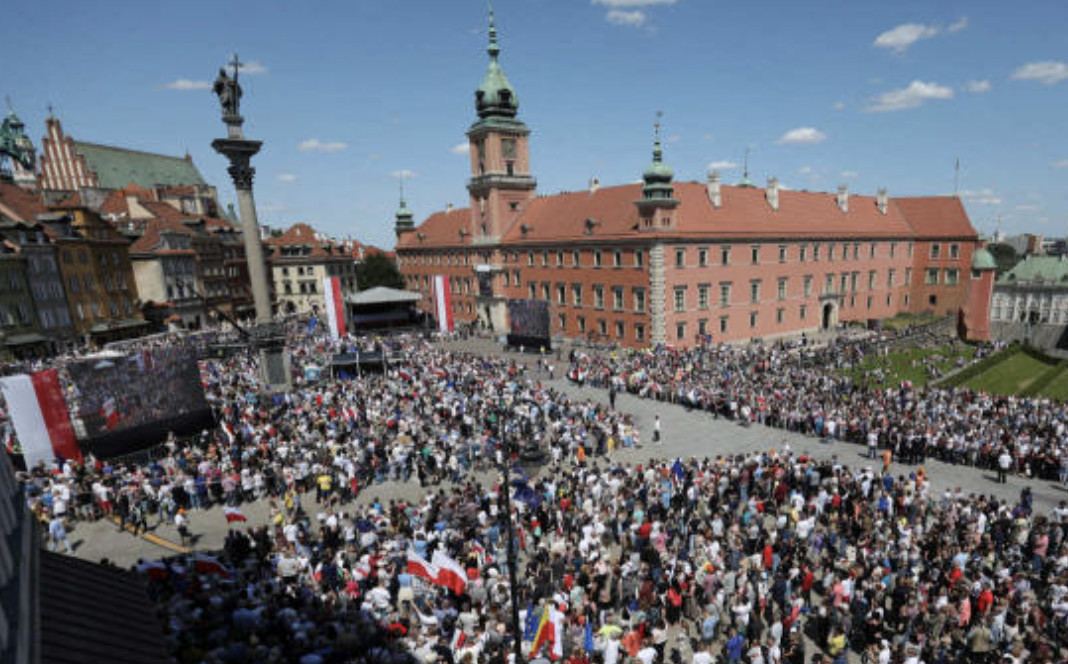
[5, 0, 1067, 247]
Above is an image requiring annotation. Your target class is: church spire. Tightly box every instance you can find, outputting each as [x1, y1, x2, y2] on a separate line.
[640, 113, 677, 204]
[488, 1, 500, 60]
[475, 0, 519, 120]
[394, 175, 414, 238]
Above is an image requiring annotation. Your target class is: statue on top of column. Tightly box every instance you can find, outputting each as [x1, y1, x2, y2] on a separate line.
[213, 54, 243, 119]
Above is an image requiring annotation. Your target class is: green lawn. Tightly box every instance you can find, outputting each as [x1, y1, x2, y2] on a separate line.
[1035, 365, 1068, 401]
[964, 352, 1057, 396]
[841, 344, 978, 390]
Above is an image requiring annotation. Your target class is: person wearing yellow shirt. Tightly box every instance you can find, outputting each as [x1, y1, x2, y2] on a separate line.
[316, 473, 333, 504]
[826, 628, 846, 664]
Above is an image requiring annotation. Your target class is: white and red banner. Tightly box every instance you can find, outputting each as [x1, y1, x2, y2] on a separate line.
[431, 549, 468, 595]
[0, 370, 82, 469]
[433, 275, 454, 333]
[322, 276, 347, 339]
[407, 550, 439, 583]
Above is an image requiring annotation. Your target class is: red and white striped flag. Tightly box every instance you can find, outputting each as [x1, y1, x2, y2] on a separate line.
[322, 276, 347, 339]
[431, 549, 468, 595]
[407, 551, 439, 583]
[0, 370, 82, 469]
[433, 275, 454, 333]
[192, 553, 232, 578]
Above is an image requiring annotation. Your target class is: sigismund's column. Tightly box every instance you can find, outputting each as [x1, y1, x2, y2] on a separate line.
[211, 55, 289, 390]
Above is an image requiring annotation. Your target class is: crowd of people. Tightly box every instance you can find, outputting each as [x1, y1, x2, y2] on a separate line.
[11, 326, 1068, 664]
[566, 335, 1068, 483]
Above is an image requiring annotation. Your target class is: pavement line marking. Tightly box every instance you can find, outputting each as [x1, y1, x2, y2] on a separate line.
[108, 517, 191, 554]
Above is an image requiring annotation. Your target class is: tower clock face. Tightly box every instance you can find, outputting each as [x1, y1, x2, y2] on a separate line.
[501, 138, 516, 159]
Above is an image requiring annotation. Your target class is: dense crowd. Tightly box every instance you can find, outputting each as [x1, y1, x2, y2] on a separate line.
[566, 336, 1068, 483]
[12, 328, 1068, 664]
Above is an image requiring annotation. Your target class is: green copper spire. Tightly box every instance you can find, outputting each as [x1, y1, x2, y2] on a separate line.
[475, 1, 519, 120]
[641, 114, 676, 203]
[394, 178, 414, 235]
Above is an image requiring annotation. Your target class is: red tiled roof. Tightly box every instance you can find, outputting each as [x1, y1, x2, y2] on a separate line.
[128, 216, 195, 254]
[396, 207, 471, 248]
[265, 222, 348, 259]
[52, 193, 82, 208]
[401, 183, 978, 248]
[894, 196, 977, 238]
[98, 190, 130, 217]
[139, 201, 184, 222]
[0, 182, 48, 222]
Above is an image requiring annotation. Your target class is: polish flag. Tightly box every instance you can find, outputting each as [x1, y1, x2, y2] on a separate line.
[407, 551, 439, 583]
[223, 506, 247, 523]
[101, 397, 120, 430]
[192, 553, 232, 578]
[451, 630, 467, 651]
[322, 276, 347, 339]
[431, 550, 468, 595]
[0, 370, 82, 469]
[433, 275, 454, 333]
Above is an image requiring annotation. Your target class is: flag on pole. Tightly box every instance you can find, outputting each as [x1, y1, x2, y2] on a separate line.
[584, 621, 595, 653]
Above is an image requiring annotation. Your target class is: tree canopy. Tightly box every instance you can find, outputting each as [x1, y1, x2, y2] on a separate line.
[355, 253, 405, 291]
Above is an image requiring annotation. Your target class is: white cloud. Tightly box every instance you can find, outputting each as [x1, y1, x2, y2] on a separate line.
[1015, 204, 1039, 212]
[592, 0, 676, 6]
[832, 101, 846, 110]
[165, 79, 211, 90]
[873, 23, 940, 53]
[960, 188, 1001, 205]
[237, 60, 267, 75]
[390, 169, 419, 179]
[298, 138, 347, 152]
[776, 127, 827, 145]
[1012, 61, 1068, 86]
[606, 10, 646, 26]
[666, 134, 681, 144]
[277, 173, 297, 183]
[841, 170, 859, 179]
[964, 79, 992, 93]
[947, 16, 969, 34]
[866, 80, 953, 112]
[450, 142, 469, 155]
[798, 165, 813, 175]
[701, 133, 713, 140]
[707, 160, 738, 171]
[1051, 159, 1068, 168]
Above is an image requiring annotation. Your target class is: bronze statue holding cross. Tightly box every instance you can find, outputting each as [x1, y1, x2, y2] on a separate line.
[213, 54, 243, 119]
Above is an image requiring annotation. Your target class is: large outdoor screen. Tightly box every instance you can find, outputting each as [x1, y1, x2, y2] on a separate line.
[65, 347, 212, 457]
[507, 298, 551, 350]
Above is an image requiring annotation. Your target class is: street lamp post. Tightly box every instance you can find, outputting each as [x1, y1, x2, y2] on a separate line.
[495, 405, 525, 664]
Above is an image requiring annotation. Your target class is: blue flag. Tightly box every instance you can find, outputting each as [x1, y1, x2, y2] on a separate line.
[305, 316, 318, 336]
[523, 601, 539, 643]
[584, 621, 594, 653]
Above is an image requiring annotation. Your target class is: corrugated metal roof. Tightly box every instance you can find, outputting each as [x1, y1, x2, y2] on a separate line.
[39, 552, 170, 664]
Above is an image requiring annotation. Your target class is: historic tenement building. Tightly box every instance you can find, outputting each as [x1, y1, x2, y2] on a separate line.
[395, 9, 992, 348]
[265, 223, 358, 317]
